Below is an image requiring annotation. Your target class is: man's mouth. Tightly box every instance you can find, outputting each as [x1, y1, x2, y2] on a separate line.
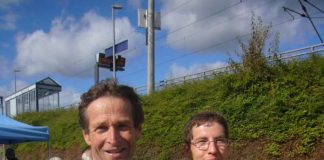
[107, 148, 123, 153]
[105, 148, 126, 157]
[205, 156, 219, 160]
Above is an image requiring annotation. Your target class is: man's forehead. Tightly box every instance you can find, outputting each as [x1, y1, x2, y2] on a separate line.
[95, 113, 132, 119]
[87, 97, 132, 112]
[191, 122, 225, 137]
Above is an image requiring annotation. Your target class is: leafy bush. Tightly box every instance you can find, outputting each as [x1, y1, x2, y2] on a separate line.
[14, 56, 324, 159]
[265, 143, 280, 157]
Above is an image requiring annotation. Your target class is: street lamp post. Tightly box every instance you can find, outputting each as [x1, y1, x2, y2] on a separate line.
[112, 4, 123, 80]
[14, 69, 21, 92]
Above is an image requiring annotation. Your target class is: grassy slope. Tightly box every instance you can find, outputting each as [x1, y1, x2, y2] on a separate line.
[15, 56, 324, 160]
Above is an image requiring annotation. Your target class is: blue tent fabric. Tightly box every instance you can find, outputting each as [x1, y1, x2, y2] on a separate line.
[0, 115, 49, 144]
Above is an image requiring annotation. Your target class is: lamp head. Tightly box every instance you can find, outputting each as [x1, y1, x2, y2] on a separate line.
[112, 4, 123, 9]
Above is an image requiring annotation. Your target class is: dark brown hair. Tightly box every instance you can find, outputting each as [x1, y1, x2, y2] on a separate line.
[78, 80, 144, 132]
[184, 112, 228, 146]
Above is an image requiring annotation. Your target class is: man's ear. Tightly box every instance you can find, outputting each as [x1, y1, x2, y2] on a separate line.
[82, 130, 91, 145]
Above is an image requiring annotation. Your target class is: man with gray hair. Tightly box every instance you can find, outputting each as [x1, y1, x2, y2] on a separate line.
[79, 80, 144, 160]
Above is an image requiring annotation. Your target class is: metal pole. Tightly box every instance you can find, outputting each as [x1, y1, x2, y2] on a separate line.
[94, 63, 99, 84]
[48, 140, 50, 160]
[111, 4, 123, 80]
[299, 0, 323, 43]
[57, 92, 60, 109]
[14, 71, 17, 92]
[14, 69, 20, 93]
[0, 96, 3, 115]
[112, 6, 116, 80]
[147, 0, 155, 95]
[2, 144, 5, 160]
[304, 10, 323, 43]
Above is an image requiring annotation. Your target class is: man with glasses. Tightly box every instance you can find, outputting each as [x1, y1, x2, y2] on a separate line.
[184, 112, 229, 160]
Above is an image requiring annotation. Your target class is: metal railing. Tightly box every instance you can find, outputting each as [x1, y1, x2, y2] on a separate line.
[60, 102, 80, 109]
[135, 43, 324, 95]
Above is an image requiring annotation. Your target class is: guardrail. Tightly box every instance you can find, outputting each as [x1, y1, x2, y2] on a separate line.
[135, 43, 324, 95]
[60, 102, 80, 109]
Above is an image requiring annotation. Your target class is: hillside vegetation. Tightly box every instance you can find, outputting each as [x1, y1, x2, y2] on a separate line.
[14, 16, 324, 159]
[13, 55, 324, 160]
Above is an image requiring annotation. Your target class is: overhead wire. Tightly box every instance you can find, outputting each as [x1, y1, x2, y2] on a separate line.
[56, 0, 265, 77]
[155, 0, 244, 41]
[119, 9, 320, 80]
[159, 0, 281, 48]
[64, 8, 324, 84]
[117, 0, 282, 78]
[44, 0, 197, 80]
[45, 0, 322, 84]
[47, 0, 246, 81]
[303, 0, 324, 14]
[160, 0, 195, 17]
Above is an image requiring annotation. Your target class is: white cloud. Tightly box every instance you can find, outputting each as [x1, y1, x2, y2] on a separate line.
[166, 61, 227, 79]
[128, 0, 141, 9]
[0, 12, 17, 30]
[59, 87, 81, 107]
[15, 10, 145, 77]
[0, 80, 28, 97]
[0, 85, 9, 97]
[161, 0, 324, 53]
[0, 0, 21, 10]
[0, 0, 21, 31]
[14, 80, 28, 92]
[0, 55, 10, 79]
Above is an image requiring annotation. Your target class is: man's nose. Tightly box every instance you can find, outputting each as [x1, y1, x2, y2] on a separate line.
[208, 141, 220, 154]
[106, 127, 121, 145]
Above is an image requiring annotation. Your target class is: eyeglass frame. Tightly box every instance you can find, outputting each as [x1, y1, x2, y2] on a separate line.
[191, 137, 229, 151]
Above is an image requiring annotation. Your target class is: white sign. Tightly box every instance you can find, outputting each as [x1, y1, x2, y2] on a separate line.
[137, 9, 161, 30]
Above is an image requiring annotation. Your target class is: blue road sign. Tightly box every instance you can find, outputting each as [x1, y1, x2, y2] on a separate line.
[105, 40, 128, 57]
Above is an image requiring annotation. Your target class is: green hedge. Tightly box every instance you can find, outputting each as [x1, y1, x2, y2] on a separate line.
[15, 56, 324, 159]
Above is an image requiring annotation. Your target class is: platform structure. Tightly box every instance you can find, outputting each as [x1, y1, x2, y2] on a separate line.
[4, 77, 61, 117]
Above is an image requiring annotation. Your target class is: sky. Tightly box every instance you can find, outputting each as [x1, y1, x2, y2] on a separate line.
[0, 0, 323, 106]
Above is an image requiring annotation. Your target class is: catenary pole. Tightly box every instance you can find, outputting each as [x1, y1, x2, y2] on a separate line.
[147, 0, 155, 95]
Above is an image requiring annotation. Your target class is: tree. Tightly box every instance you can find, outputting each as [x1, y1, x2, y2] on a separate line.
[230, 14, 279, 82]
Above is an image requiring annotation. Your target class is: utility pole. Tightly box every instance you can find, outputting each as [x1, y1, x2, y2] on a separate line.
[138, 0, 160, 95]
[147, 0, 155, 95]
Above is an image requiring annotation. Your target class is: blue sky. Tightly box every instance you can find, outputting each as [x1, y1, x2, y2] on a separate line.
[0, 0, 323, 106]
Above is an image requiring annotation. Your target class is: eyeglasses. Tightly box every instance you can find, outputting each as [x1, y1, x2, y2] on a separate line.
[191, 138, 228, 150]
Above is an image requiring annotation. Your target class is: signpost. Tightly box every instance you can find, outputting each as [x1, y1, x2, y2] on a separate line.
[94, 40, 128, 84]
[105, 40, 128, 57]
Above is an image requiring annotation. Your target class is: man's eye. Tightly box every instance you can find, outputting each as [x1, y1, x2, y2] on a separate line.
[118, 124, 130, 131]
[95, 126, 108, 133]
[195, 139, 208, 145]
[216, 138, 228, 146]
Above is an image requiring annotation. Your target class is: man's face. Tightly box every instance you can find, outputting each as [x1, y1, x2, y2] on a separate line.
[82, 96, 141, 160]
[190, 122, 228, 160]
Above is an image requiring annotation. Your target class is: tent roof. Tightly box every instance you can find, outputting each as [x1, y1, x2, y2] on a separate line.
[0, 115, 49, 144]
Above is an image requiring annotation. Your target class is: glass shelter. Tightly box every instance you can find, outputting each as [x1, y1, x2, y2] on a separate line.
[4, 77, 61, 117]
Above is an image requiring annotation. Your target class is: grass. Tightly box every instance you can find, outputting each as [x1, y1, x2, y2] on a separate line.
[13, 55, 324, 160]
